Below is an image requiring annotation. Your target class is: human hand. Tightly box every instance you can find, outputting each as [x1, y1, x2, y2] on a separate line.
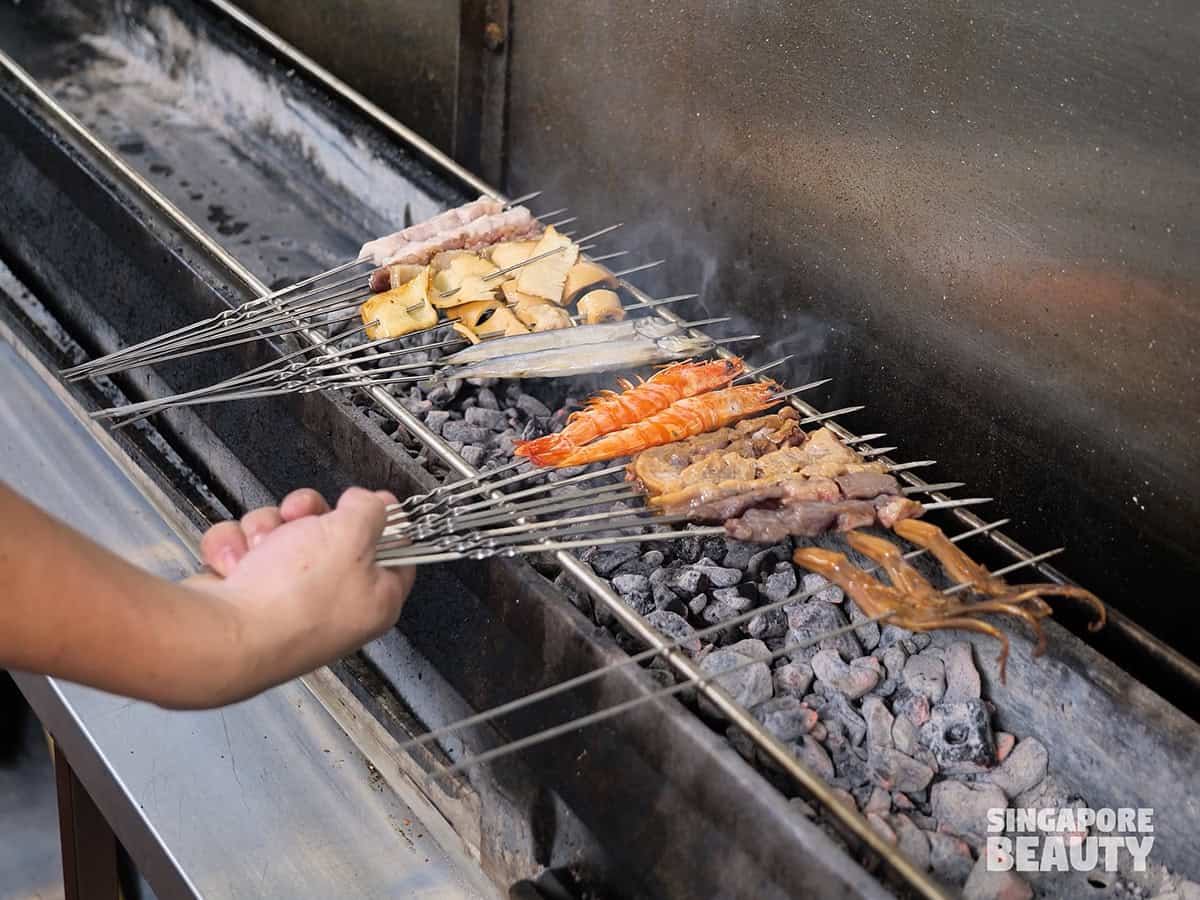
[188, 487, 414, 700]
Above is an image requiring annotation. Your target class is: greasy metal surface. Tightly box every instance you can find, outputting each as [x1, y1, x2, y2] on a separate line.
[228, 0, 460, 153]
[0, 319, 488, 900]
[0, 11, 901, 896]
[496, 2, 1200, 662]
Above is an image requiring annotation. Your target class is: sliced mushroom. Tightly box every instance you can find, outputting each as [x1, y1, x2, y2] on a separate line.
[576, 289, 625, 324]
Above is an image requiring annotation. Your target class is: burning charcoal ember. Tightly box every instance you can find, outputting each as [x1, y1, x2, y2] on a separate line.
[515, 393, 552, 418]
[862, 696, 895, 751]
[815, 691, 868, 746]
[464, 406, 508, 430]
[864, 786, 891, 815]
[930, 780, 1007, 846]
[692, 560, 743, 589]
[645, 610, 702, 656]
[811, 650, 881, 700]
[828, 786, 858, 813]
[762, 563, 798, 603]
[786, 600, 861, 662]
[985, 737, 1048, 800]
[772, 661, 814, 698]
[751, 696, 818, 742]
[424, 409, 451, 434]
[747, 607, 789, 640]
[687, 593, 709, 616]
[962, 853, 1033, 900]
[942, 641, 982, 704]
[808, 721, 828, 742]
[802, 572, 844, 604]
[697, 648, 773, 716]
[928, 832, 974, 885]
[921, 699, 996, 774]
[902, 653, 947, 703]
[866, 812, 898, 845]
[868, 748, 935, 793]
[994, 732, 1016, 763]
[788, 735, 836, 781]
[611, 573, 653, 613]
[892, 814, 932, 872]
[892, 715, 922, 757]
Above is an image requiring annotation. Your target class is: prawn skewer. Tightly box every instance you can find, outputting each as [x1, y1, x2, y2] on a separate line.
[547, 382, 783, 468]
[514, 358, 745, 465]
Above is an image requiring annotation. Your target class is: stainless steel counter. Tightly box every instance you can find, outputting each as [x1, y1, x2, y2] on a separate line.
[0, 319, 490, 899]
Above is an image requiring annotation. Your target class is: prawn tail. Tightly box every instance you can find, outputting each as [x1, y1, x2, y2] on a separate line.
[513, 434, 576, 466]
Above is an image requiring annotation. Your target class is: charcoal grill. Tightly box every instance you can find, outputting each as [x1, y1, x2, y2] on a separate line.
[1, 1, 1198, 898]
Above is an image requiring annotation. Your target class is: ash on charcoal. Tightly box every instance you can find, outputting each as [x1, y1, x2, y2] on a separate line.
[866, 812, 896, 845]
[928, 832, 975, 885]
[931, 779, 1007, 846]
[862, 696, 894, 751]
[475, 386, 500, 409]
[762, 563, 798, 603]
[892, 715, 921, 757]
[727, 638, 771, 660]
[747, 607, 789, 640]
[692, 559, 743, 588]
[701, 589, 754, 629]
[515, 393, 552, 418]
[962, 852, 1033, 900]
[641, 550, 666, 569]
[891, 814, 931, 872]
[868, 747, 935, 793]
[464, 406, 508, 430]
[460, 445, 486, 467]
[751, 696, 818, 742]
[441, 421, 491, 445]
[788, 735, 836, 781]
[892, 686, 932, 727]
[921, 699, 995, 774]
[688, 593, 708, 616]
[427, 378, 462, 405]
[721, 539, 759, 571]
[748, 544, 791, 579]
[802, 572, 844, 604]
[814, 690, 868, 746]
[645, 610, 702, 656]
[811, 650, 881, 699]
[844, 599, 881, 651]
[583, 543, 642, 576]
[424, 409, 451, 434]
[670, 567, 707, 596]
[994, 732, 1016, 763]
[903, 653, 947, 703]
[864, 786, 891, 815]
[697, 648, 773, 716]
[672, 533, 703, 564]
[943, 641, 982, 704]
[773, 661, 814, 698]
[785, 600, 861, 662]
[611, 573, 652, 614]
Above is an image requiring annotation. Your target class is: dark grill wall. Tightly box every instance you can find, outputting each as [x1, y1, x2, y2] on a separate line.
[232, 1, 1199, 658]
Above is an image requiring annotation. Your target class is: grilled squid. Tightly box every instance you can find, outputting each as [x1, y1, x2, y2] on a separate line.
[516, 225, 578, 302]
[451, 301, 529, 344]
[501, 282, 573, 332]
[488, 240, 539, 270]
[430, 255, 499, 308]
[563, 261, 617, 304]
[577, 289, 625, 324]
[360, 268, 438, 340]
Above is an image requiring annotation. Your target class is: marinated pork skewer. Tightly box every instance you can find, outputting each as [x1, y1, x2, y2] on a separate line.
[378, 519, 1010, 756]
[421, 545, 1050, 783]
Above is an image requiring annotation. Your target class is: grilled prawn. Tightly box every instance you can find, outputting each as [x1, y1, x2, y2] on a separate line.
[514, 358, 745, 465]
[547, 382, 783, 468]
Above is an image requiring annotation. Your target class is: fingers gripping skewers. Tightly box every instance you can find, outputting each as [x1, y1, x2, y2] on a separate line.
[793, 523, 1106, 681]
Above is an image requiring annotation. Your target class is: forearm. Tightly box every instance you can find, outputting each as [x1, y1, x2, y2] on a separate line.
[0, 483, 246, 708]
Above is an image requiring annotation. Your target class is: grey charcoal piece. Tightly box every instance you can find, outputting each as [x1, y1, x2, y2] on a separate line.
[646, 610, 702, 656]
[772, 662, 814, 699]
[464, 406, 508, 430]
[920, 699, 996, 775]
[862, 696, 895, 750]
[891, 814, 931, 873]
[930, 779, 1008, 847]
[962, 852, 1033, 900]
[868, 748, 935, 794]
[802, 572, 844, 604]
[811, 650, 881, 700]
[751, 696, 818, 742]
[696, 649, 773, 716]
[762, 565, 798, 603]
[902, 653, 947, 703]
[942, 641, 982, 704]
[516, 393, 553, 418]
[985, 737, 1049, 800]
[788, 735, 836, 782]
[786, 601, 861, 662]
[928, 832, 975, 886]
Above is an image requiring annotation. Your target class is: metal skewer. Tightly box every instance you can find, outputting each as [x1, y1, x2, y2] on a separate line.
[420, 545, 1058, 782]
